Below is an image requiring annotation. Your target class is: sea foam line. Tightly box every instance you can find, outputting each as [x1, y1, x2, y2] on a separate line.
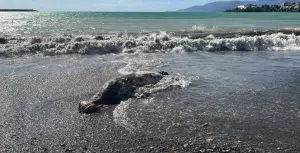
[1, 31, 300, 57]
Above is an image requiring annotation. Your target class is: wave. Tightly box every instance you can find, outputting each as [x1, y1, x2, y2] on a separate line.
[1, 30, 300, 57]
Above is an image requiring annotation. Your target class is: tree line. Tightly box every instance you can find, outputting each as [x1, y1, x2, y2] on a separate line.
[225, 4, 300, 12]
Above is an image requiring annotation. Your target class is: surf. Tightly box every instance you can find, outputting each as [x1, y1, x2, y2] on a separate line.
[1, 30, 300, 57]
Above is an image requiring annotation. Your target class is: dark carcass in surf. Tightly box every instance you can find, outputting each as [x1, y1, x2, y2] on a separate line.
[79, 71, 169, 114]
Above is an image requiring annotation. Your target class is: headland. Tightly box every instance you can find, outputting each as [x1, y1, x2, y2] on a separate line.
[0, 9, 38, 12]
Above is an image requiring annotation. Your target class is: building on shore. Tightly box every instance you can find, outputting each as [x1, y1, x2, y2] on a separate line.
[227, 2, 300, 12]
[293, 2, 300, 8]
[237, 4, 258, 10]
[237, 5, 247, 9]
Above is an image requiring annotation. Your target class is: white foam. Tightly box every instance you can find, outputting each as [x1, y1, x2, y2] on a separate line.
[113, 99, 135, 132]
[112, 72, 198, 132]
[117, 55, 169, 75]
[1, 32, 300, 57]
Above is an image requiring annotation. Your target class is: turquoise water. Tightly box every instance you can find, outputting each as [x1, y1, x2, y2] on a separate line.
[1, 12, 300, 36]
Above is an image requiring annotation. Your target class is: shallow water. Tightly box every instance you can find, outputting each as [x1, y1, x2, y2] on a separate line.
[1, 51, 300, 152]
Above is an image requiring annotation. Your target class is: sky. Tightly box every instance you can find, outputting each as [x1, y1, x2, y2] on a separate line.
[0, 0, 230, 12]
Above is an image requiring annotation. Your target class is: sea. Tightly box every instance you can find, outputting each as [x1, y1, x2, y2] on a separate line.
[0, 12, 300, 152]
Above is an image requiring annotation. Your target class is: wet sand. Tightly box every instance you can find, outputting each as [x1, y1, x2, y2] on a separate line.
[0, 67, 242, 153]
[1, 66, 300, 153]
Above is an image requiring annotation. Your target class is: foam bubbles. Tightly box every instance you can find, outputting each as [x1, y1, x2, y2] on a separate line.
[113, 99, 135, 132]
[117, 55, 169, 75]
[112, 72, 198, 131]
[1, 32, 300, 57]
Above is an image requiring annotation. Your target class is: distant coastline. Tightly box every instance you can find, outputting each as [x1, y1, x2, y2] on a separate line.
[225, 2, 300, 12]
[0, 9, 38, 12]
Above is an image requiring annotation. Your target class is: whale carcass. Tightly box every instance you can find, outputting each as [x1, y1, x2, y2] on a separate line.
[79, 71, 169, 114]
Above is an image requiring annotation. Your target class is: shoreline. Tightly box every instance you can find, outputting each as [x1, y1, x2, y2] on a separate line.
[0, 9, 38, 12]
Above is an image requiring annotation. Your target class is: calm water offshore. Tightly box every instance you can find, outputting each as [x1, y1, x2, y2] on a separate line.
[1, 12, 300, 36]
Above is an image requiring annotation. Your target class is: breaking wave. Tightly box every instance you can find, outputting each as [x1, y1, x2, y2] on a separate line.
[1, 31, 300, 57]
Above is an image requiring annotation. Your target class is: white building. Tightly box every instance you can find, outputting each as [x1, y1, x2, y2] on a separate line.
[237, 5, 247, 9]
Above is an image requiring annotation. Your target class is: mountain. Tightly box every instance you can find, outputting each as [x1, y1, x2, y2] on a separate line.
[176, 0, 300, 12]
[177, 1, 252, 12]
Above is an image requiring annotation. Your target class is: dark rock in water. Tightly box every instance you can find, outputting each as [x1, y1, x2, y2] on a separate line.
[161, 36, 170, 41]
[78, 71, 168, 114]
[122, 41, 136, 48]
[94, 36, 104, 40]
[30, 37, 42, 44]
[158, 71, 169, 75]
[0, 38, 8, 44]
[0, 52, 9, 58]
[9, 38, 17, 41]
[155, 38, 160, 44]
[74, 37, 84, 42]
[55, 37, 67, 43]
